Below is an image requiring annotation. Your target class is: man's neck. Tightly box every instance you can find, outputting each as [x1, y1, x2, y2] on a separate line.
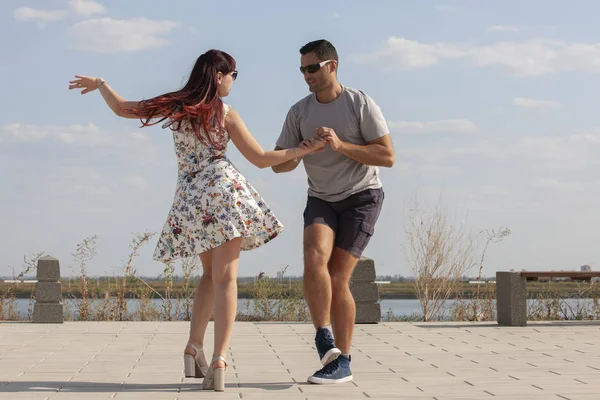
[315, 82, 343, 104]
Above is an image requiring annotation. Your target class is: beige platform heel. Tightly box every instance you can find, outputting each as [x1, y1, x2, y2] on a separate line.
[202, 355, 227, 391]
[183, 343, 209, 378]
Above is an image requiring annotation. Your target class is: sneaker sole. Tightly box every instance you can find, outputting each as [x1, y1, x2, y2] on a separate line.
[307, 374, 353, 384]
[320, 348, 342, 365]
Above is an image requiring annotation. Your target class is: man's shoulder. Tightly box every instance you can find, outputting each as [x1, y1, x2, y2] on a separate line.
[342, 86, 374, 105]
[288, 93, 314, 115]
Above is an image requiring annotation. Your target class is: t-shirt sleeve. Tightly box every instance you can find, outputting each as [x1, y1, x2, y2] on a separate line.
[359, 94, 390, 142]
[275, 107, 301, 149]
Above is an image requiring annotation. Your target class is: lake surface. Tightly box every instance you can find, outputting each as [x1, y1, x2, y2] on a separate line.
[10, 298, 597, 321]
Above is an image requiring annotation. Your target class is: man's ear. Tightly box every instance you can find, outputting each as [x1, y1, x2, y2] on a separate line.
[329, 61, 338, 74]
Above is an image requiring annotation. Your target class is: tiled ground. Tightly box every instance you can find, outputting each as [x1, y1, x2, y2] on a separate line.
[1, 321, 599, 399]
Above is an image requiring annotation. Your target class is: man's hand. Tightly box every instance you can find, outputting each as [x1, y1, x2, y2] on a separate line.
[299, 137, 326, 156]
[316, 127, 343, 152]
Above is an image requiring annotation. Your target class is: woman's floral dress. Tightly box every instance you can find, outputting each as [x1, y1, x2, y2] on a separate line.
[152, 104, 284, 262]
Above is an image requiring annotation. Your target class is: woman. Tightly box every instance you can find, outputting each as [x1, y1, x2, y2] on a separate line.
[69, 49, 324, 392]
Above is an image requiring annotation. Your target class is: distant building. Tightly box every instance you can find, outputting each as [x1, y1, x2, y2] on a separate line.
[581, 264, 592, 272]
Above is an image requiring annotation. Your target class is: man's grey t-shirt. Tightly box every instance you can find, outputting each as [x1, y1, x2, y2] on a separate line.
[276, 85, 389, 202]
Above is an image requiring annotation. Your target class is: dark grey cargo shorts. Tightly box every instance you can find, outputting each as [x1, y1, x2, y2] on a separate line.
[303, 187, 384, 258]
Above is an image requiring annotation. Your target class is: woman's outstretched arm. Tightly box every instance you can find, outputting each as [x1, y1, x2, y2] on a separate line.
[68, 75, 165, 119]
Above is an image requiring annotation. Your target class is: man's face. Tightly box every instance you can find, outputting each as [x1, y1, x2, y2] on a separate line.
[300, 52, 335, 92]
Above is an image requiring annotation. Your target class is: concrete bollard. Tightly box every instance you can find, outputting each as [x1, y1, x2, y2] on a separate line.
[496, 271, 527, 327]
[32, 256, 63, 323]
[350, 257, 381, 323]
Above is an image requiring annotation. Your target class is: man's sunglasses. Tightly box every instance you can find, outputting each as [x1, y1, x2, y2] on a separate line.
[231, 70, 238, 81]
[300, 60, 333, 74]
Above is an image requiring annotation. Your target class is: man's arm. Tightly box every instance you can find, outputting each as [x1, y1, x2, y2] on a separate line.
[339, 134, 394, 167]
[273, 106, 303, 173]
[271, 146, 301, 173]
[326, 91, 395, 167]
[317, 128, 395, 167]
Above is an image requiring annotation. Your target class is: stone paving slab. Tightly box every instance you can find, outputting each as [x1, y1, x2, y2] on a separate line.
[1, 321, 600, 399]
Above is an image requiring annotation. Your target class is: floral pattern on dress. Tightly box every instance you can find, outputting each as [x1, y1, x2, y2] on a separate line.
[152, 104, 284, 262]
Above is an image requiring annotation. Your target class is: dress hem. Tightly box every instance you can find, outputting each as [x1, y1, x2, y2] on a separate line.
[152, 227, 284, 263]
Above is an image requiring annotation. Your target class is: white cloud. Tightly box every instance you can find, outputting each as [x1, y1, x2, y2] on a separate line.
[13, 7, 68, 22]
[1, 123, 156, 159]
[122, 176, 150, 190]
[353, 37, 600, 76]
[487, 25, 518, 33]
[69, 0, 105, 17]
[513, 136, 587, 166]
[1, 123, 107, 145]
[533, 178, 600, 192]
[569, 132, 600, 144]
[352, 37, 463, 69]
[388, 119, 478, 135]
[479, 185, 509, 196]
[3, 123, 49, 141]
[69, 184, 112, 196]
[399, 130, 598, 170]
[67, 17, 180, 53]
[57, 166, 104, 181]
[534, 178, 561, 188]
[513, 97, 562, 109]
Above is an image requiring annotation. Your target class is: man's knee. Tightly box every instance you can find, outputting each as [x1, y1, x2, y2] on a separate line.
[328, 249, 359, 290]
[304, 243, 331, 272]
[330, 272, 351, 291]
[303, 224, 335, 270]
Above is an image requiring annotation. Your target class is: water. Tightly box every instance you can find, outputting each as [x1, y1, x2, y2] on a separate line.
[10, 298, 420, 320]
[9, 298, 597, 321]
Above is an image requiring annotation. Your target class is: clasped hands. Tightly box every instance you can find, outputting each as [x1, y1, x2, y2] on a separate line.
[299, 127, 343, 156]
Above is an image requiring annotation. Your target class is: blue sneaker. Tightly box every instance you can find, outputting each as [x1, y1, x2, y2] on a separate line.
[307, 354, 353, 384]
[315, 327, 341, 365]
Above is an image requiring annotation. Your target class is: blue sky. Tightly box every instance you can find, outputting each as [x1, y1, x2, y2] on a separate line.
[2, 0, 600, 278]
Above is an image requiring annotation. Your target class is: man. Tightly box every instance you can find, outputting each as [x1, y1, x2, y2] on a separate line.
[273, 39, 394, 384]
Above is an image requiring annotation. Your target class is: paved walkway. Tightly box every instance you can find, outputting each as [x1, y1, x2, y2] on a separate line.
[1, 321, 599, 399]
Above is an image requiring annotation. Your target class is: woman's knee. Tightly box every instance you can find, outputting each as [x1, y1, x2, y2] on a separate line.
[200, 270, 212, 282]
[212, 267, 237, 286]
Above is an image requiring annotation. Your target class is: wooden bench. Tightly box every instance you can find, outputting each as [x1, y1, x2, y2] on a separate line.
[496, 271, 600, 326]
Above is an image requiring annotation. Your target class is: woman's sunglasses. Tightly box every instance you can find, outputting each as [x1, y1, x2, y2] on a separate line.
[232, 70, 238, 81]
[299, 60, 333, 74]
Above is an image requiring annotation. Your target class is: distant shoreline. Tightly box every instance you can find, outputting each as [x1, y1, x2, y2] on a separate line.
[3, 280, 596, 300]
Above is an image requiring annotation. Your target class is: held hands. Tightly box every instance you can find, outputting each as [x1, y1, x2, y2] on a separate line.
[316, 127, 343, 152]
[68, 75, 103, 95]
[297, 127, 344, 158]
[298, 137, 326, 157]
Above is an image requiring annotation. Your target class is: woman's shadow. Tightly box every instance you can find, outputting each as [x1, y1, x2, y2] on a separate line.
[1, 380, 296, 393]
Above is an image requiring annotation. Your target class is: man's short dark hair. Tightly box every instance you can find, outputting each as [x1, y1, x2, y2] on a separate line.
[300, 39, 338, 62]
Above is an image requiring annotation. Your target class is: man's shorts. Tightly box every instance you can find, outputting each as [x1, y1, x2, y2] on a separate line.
[303, 188, 384, 258]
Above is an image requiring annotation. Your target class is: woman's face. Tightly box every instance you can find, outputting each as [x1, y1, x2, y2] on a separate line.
[218, 70, 237, 97]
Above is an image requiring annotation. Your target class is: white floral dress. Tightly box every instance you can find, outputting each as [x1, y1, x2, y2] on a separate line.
[152, 103, 284, 262]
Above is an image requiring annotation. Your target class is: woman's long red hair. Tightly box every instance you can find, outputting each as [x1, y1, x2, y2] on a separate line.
[126, 49, 236, 148]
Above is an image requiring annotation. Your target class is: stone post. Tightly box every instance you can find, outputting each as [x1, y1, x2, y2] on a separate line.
[32, 256, 63, 323]
[350, 257, 381, 323]
[496, 271, 527, 327]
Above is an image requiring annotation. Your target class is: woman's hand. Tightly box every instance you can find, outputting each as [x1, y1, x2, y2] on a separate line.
[68, 75, 102, 95]
[298, 137, 326, 156]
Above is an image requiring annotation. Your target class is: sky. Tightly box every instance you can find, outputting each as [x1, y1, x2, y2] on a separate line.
[2, 0, 600, 279]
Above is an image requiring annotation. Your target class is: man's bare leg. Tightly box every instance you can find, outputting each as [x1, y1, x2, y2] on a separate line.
[328, 247, 359, 354]
[303, 223, 335, 329]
